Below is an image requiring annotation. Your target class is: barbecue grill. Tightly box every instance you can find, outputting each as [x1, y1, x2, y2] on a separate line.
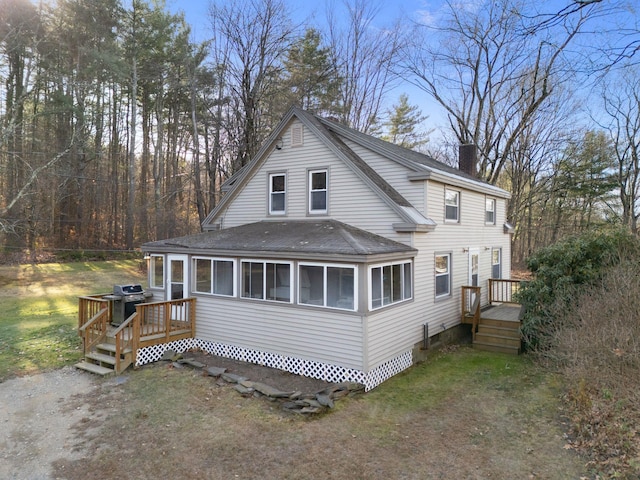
[105, 284, 151, 326]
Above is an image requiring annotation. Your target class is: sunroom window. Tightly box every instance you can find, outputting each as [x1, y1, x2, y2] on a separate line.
[299, 263, 356, 310]
[150, 255, 164, 288]
[242, 260, 292, 302]
[194, 257, 235, 296]
[370, 261, 413, 309]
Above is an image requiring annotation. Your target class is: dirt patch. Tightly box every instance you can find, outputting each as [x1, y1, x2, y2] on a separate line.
[173, 349, 336, 394]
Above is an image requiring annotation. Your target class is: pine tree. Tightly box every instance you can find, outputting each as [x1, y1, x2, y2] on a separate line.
[381, 94, 430, 150]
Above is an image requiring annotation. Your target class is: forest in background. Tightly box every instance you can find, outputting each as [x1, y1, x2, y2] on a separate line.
[1, 0, 639, 264]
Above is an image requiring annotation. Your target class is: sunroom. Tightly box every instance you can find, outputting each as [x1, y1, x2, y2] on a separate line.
[138, 219, 418, 389]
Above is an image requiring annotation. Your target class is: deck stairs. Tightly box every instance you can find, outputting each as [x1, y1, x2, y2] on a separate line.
[75, 334, 133, 376]
[472, 315, 521, 355]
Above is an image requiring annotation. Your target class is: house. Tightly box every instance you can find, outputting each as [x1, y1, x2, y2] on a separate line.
[140, 107, 513, 390]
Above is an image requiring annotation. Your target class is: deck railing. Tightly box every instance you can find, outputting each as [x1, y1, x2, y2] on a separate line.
[78, 295, 111, 330]
[78, 303, 110, 355]
[461, 286, 482, 340]
[135, 298, 196, 342]
[488, 279, 522, 305]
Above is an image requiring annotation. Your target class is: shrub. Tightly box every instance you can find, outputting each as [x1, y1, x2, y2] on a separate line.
[518, 228, 639, 352]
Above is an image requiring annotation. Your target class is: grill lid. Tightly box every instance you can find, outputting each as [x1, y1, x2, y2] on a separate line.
[113, 284, 144, 296]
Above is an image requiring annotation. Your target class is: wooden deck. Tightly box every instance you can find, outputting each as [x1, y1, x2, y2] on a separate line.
[77, 296, 196, 375]
[462, 279, 523, 355]
[480, 304, 522, 323]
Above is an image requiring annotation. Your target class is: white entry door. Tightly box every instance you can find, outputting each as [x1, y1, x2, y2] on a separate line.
[166, 255, 189, 320]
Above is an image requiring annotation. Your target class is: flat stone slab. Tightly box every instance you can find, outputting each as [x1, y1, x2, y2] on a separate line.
[177, 358, 206, 368]
[221, 372, 248, 384]
[241, 381, 295, 398]
[205, 366, 227, 377]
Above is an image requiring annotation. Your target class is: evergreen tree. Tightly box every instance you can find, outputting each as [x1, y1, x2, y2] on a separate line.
[381, 94, 430, 150]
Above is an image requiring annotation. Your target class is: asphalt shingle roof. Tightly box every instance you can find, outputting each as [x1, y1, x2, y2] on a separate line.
[143, 220, 417, 257]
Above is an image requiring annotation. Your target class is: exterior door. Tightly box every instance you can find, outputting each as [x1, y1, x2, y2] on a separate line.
[166, 255, 189, 320]
[468, 249, 480, 308]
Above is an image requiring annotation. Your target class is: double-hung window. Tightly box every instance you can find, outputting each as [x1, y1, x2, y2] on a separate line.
[299, 263, 356, 310]
[370, 261, 413, 309]
[149, 255, 164, 288]
[242, 260, 292, 302]
[435, 253, 451, 298]
[491, 248, 502, 279]
[485, 198, 496, 224]
[445, 189, 460, 222]
[269, 173, 286, 215]
[193, 257, 235, 296]
[309, 169, 328, 214]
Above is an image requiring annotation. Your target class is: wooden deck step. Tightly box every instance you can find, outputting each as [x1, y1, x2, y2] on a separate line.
[85, 351, 117, 365]
[75, 361, 114, 376]
[474, 332, 521, 348]
[96, 343, 132, 355]
[472, 341, 520, 355]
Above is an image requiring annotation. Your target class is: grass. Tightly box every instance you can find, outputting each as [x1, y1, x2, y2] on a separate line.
[54, 347, 587, 479]
[0, 260, 146, 381]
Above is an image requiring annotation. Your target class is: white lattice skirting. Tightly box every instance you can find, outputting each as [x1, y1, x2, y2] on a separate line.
[135, 338, 413, 391]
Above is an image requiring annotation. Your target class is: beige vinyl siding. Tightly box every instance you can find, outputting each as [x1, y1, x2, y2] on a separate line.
[220, 121, 408, 242]
[341, 138, 426, 211]
[364, 183, 512, 369]
[194, 295, 365, 370]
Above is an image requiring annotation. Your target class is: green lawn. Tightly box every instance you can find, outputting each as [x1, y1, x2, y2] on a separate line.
[0, 260, 146, 381]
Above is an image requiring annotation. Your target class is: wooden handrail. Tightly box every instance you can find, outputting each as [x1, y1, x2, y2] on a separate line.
[461, 286, 482, 340]
[489, 279, 522, 305]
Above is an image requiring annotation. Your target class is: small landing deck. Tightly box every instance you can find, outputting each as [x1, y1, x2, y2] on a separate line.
[480, 304, 522, 323]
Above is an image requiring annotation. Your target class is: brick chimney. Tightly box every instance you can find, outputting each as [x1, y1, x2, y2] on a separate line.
[459, 144, 477, 177]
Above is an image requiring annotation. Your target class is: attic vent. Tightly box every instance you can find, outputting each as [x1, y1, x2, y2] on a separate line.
[291, 124, 304, 147]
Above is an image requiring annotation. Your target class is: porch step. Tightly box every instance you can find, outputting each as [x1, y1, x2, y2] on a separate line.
[96, 343, 132, 355]
[75, 361, 114, 376]
[85, 351, 117, 366]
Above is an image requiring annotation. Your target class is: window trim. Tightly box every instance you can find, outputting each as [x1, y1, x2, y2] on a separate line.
[308, 168, 328, 215]
[491, 248, 502, 279]
[149, 254, 164, 289]
[192, 256, 236, 297]
[298, 261, 357, 311]
[485, 197, 496, 225]
[369, 260, 413, 311]
[445, 188, 460, 223]
[241, 259, 293, 303]
[268, 172, 287, 215]
[435, 252, 452, 299]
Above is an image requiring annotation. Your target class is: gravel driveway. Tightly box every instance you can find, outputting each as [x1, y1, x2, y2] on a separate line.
[0, 368, 98, 480]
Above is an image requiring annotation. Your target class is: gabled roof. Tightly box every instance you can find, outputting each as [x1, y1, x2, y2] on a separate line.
[143, 220, 417, 262]
[202, 107, 508, 231]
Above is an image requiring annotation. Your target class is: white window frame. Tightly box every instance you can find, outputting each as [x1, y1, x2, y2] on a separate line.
[485, 198, 496, 224]
[445, 188, 460, 222]
[369, 260, 413, 310]
[491, 248, 502, 279]
[193, 256, 236, 297]
[269, 172, 286, 215]
[435, 253, 452, 298]
[241, 259, 293, 303]
[308, 168, 328, 214]
[149, 254, 164, 289]
[298, 262, 357, 311]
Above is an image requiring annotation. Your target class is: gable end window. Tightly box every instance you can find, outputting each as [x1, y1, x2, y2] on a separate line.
[485, 198, 496, 224]
[370, 261, 413, 310]
[445, 189, 459, 222]
[435, 253, 451, 298]
[242, 260, 292, 302]
[309, 169, 328, 214]
[269, 173, 286, 215]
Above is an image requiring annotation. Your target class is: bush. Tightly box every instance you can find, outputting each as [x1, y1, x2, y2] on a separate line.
[518, 228, 639, 351]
